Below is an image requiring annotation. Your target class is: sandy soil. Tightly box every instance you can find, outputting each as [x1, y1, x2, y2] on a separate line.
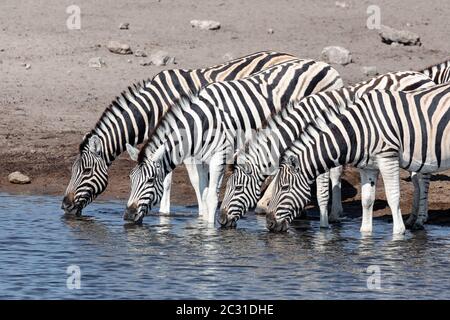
[1, 0, 449, 220]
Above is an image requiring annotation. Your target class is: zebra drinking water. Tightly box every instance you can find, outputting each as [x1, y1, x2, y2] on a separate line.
[124, 59, 343, 224]
[267, 83, 450, 234]
[61, 51, 297, 217]
[219, 71, 435, 228]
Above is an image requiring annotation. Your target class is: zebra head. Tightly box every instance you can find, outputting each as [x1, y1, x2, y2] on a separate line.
[124, 144, 167, 224]
[267, 155, 310, 232]
[219, 155, 263, 228]
[62, 134, 108, 216]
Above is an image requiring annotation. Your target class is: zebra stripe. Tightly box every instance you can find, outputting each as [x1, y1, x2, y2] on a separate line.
[219, 71, 435, 227]
[61, 50, 297, 216]
[124, 59, 343, 224]
[267, 83, 450, 234]
[420, 59, 450, 84]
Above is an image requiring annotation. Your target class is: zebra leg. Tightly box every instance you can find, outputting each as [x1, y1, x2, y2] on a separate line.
[378, 157, 405, 235]
[412, 173, 431, 230]
[405, 172, 420, 228]
[329, 166, 344, 221]
[316, 172, 330, 228]
[184, 159, 209, 216]
[205, 152, 226, 224]
[359, 168, 379, 233]
[158, 172, 172, 214]
[255, 178, 276, 214]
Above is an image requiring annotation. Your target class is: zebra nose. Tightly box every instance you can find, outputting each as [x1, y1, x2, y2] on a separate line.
[61, 193, 75, 210]
[123, 203, 138, 222]
[218, 209, 237, 228]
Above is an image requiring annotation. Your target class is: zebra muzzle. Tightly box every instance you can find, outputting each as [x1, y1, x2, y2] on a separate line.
[218, 209, 237, 228]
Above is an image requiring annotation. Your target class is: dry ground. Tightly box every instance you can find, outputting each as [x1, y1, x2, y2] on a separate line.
[0, 0, 449, 220]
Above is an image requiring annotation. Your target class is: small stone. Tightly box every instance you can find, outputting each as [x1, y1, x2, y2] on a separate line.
[21, 63, 31, 69]
[190, 20, 221, 30]
[320, 46, 352, 65]
[106, 40, 133, 54]
[8, 171, 31, 184]
[134, 49, 147, 57]
[361, 66, 378, 77]
[88, 57, 106, 68]
[267, 28, 274, 34]
[335, 1, 349, 8]
[223, 53, 234, 61]
[119, 22, 129, 30]
[378, 25, 421, 46]
[140, 51, 175, 66]
[127, 59, 132, 63]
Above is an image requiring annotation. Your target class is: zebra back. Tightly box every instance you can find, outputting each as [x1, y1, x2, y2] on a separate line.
[419, 59, 450, 84]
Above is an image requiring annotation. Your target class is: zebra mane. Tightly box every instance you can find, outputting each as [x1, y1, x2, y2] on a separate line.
[137, 94, 198, 163]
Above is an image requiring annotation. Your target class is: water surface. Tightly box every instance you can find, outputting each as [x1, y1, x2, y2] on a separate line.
[1, 193, 449, 299]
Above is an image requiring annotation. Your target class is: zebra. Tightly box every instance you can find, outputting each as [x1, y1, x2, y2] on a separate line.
[61, 50, 298, 217]
[124, 58, 343, 224]
[266, 83, 450, 234]
[420, 59, 450, 85]
[219, 71, 435, 229]
[405, 58, 450, 227]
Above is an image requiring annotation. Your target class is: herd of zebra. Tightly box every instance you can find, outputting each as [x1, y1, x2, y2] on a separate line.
[61, 50, 450, 235]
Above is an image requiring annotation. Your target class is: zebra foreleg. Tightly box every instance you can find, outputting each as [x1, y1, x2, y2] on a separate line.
[205, 153, 226, 224]
[329, 166, 344, 221]
[316, 172, 330, 228]
[411, 173, 431, 230]
[405, 172, 420, 228]
[359, 168, 379, 233]
[378, 156, 405, 235]
[185, 159, 209, 217]
[159, 172, 172, 214]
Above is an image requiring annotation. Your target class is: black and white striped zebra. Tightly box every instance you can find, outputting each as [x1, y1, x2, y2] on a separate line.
[124, 59, 343, 224]
[420, 59, 450, 85]
[61, 51, 297, 217]
[219, 71, 435, 228]
[267, 83, 450, 234]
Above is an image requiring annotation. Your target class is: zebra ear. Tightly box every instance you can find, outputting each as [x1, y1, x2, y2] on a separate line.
[88, 135, 102, 157]
[126, 143, 139, 162]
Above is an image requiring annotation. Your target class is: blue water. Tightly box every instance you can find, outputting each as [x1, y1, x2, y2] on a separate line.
[0, 192, 450, 299]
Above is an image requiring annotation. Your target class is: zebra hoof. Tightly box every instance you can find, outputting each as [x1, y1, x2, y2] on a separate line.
[411, 222, 425, 231]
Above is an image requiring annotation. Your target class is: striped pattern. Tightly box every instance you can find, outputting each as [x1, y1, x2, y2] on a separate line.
[420, 59, 450, 84]
[61, 51, 297, 216]
[267, 83, 450, 234]
[124, 59, 343, 224]
[219, 71, 435, 227]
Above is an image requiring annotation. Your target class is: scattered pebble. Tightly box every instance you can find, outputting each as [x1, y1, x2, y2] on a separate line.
[320, 46, 352, 65]
[119, 22, 129, 30]
[106, 40, 133, 54]
[21, 63, 31, 70]
[139, 51, 176, 66]
[335, 1, 349, 8]
[8, 171, 31, 184]
[127, 59, 132, 63]
[190, 20, 221, 30]
[378, 25, 421, 46]
[134, 49, 147, 57]
[88, 57, 106, 68]
[361, 66, 378, 77]
[223, 52, 234, 61]
[267, 28, 274, 34]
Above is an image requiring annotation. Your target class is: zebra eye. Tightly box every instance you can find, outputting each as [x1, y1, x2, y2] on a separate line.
[235, 185, 243, 192]
[281, 184, 290, 192]
[82, 168, 92, 175]
[147, 177, 155, 184]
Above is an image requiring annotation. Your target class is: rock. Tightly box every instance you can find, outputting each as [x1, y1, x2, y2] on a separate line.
[267, 28, 274, 34]
[88, 57, 106, 68]
[378, 25, 421, 46]
[134, 49, 147, 57]
[8, 171, 31, 184]
[335, 1, 349, 8]
[21, 63, 31, 70]
[119, 22, 129, 30]
[190, 20, 221, 30]
[320, 46, 352, 65]
[139, 51, 175, 66]
[106, 41, 132, 54]
[362, 66, 378, 77]
[223, 53, 234, 61]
